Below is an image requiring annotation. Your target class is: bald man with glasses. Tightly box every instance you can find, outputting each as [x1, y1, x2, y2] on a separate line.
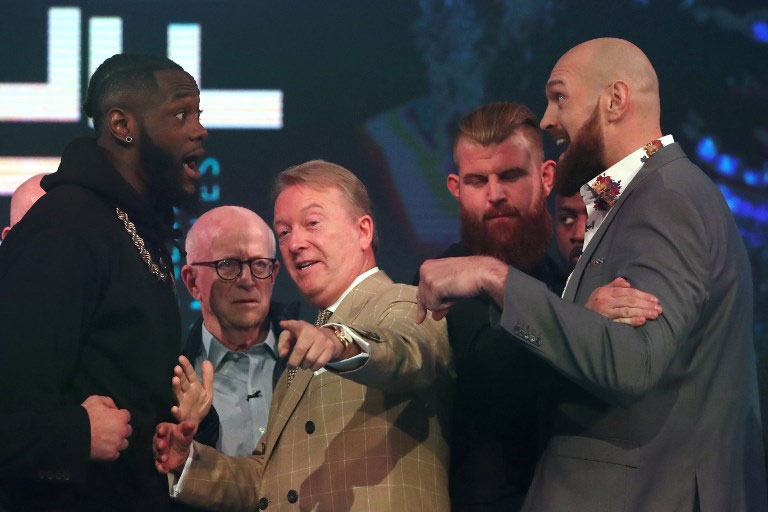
[179, 206, 299, 457]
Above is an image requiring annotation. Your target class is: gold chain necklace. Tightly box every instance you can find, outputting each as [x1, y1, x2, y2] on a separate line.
[115, 207, 170, 284]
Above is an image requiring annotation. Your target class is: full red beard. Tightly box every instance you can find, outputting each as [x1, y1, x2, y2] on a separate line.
[553, 102, 607, 197]
[460, 185, 553, 272]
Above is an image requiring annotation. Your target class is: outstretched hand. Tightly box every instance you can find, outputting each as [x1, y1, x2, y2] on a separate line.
[171, 355, 214, 424]
[153, 421, 197, 474]
[586, 277, 662, 326]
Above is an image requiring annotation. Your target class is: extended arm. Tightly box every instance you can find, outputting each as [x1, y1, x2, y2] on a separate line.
[333, 284, 455, 393]
[418, 187, 707, 407]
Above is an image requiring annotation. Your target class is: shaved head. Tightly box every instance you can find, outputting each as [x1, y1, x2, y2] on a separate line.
[541, 38, 664, 179]
[9, 174, 47, 227]
[185, 206, 275, 262]
[555, 38, 660, 122]
[3, 173, 47, 239]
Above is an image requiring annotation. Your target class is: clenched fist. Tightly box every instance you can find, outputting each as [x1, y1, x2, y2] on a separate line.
[81, 395, 132, 461]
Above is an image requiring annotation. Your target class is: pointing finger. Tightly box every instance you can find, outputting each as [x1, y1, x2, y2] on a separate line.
[277, 330, 296, 358]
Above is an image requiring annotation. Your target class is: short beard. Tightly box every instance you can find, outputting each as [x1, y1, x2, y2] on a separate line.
[554, 103, 606, 196]
[460, 185, 553, 272]
[138, 124, 199, 212]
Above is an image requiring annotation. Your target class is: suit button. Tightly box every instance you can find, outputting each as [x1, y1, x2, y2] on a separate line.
[305, 421, 315, 434]
[287, 490, 298, 503]
[258, 497, 269, 509]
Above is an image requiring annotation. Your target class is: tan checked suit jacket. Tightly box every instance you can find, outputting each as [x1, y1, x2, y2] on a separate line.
[173, 271, 454, 511]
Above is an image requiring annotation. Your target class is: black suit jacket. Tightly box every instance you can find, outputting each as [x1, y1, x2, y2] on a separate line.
[417, 244, 568, 511]
[181, 301, 300, 449]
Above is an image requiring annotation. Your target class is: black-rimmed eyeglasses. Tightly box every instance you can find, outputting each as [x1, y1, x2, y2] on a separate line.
[191, 258, 277, 281]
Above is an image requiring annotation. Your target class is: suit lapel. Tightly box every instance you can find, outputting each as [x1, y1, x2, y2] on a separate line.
[563, 143, 687, 302]
[261, 270, 391, 460]
[263, 368, 312, 460]
[265, 271, 392, 460]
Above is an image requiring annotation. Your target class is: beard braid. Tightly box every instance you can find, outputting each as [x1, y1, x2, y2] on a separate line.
[554, 103, 606, 196]
[460, 185, 553, 272]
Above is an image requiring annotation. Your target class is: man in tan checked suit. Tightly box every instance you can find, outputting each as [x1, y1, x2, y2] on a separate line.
[155, 160, 454, 511]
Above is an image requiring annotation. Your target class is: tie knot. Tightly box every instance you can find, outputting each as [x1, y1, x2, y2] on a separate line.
[315, 309, 332, 327]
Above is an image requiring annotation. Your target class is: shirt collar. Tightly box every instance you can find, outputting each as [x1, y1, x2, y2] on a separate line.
[326, 266, 380, 313]
[580, 134, 674, 211]
[201, 322, 277, 369]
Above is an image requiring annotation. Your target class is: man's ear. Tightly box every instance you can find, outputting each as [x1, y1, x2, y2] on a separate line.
[540, 160, 556, 197]
[446, 174, 460, 200]
[357, 215, 374, 250]
[605, 80, 630, 122]
[1, 226, 10, 240]
[271, 260, 279, 282]
[181, 265, 201, 299]
[106, 107, 136, 144]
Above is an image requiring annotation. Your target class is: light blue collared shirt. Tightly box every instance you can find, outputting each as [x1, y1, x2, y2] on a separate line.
[195, 324, 278, 456]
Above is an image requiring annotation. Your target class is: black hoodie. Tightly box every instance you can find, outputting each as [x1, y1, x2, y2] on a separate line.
[0, 138, 181, 511]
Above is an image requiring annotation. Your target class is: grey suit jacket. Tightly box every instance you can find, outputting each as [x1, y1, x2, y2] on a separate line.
[498, 143, 767, 512]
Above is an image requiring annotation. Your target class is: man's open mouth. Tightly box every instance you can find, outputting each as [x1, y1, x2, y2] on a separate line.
[182, 153, 203, 179]
[296, 261, 318, 271]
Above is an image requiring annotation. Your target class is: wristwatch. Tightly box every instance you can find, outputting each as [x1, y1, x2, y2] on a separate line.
[328, 325, 353, 350]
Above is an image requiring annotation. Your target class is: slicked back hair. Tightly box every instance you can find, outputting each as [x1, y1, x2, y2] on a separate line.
[454, 101, 545, 164]
[83, 53, 183, 133]
[272, 160, 379, 253]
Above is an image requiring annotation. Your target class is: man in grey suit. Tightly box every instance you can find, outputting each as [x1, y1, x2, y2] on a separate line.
[417, 37, 767, 511]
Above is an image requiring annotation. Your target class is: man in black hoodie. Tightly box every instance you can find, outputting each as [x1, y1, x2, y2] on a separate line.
[0, 54, 207, 511]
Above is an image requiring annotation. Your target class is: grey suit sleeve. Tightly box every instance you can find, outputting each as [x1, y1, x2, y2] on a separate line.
[499, 185, 709, 407]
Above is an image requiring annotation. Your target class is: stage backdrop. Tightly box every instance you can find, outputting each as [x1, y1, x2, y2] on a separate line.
[1, 1, 766, 363]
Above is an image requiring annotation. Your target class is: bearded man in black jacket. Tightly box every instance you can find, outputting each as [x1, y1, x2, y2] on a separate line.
[0, 54, 207, 511]
[434, 102, 564, 511]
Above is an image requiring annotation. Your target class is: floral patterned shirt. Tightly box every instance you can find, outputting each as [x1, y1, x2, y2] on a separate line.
[579, 134, 675, 251]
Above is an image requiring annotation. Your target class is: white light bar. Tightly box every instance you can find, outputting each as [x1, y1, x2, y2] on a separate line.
[168, 22, 283, 129]
[89, 17, 123, 80]
[168, 23, 201, 84]
[0, 8, 80, 122]
[0, 157, 61, 195]
[199, 90, 283, 129]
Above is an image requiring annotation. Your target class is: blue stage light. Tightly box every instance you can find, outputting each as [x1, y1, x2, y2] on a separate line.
[743, 170, 759, 186]
[753, 21, 768, 43]
[696, 137, 717, 162]
[715, 154, 738, 176]
[756, 205, 768, 224]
